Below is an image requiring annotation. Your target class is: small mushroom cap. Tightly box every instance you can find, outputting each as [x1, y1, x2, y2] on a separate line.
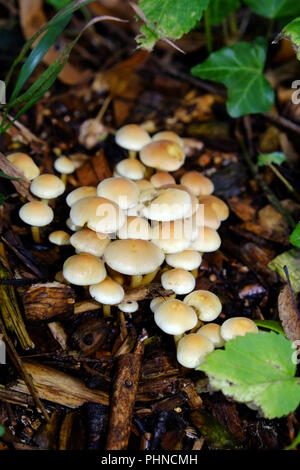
[180, 171, 214, 196]
[66, 217, 81, 231]
[150, 172, 176, 188]
[70, 228, 110, 256]
[54, 156, 75, 175]
[118, 300, 139, 313]
[151, 220, 192, 254]
[190, 226, 221, 252]
[192, 204, 221, 230]
[104, 239, 164, 275]
[136, 179, 155, 191]
[63, 253, 106, 286]
[154, 299, 198, 335]
[97, 177, 139, 210]
[48, 230, 70, 246]
[19, 201, 54, 227]
[161, 268, 195, 295]
[221, 317, 258, 342]
[70, 196, 125, 233]
[142, 188, 192, 221]
[117, 216, 151, 240]
[197, 323, 225, 348]
[89, 278, 124, 305]
[150, 296, 174, 313]
[116, 158, 146, 180]
[115, 124, 151, 151]
[152, 131, 183, 148]
[66, 186, 97, 207]
[166, 250, 202, 270]
[140, 140, 185, 172]
[184, 290, 222, 322]
[7, 153, 40, 180]
[30, 174, 65, 199]
[198, 195, 229, 221]
[177, 333, 214, 368]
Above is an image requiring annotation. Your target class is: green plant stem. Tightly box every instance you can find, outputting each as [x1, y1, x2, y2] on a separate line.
[228, 12, 238, 39]
[204, 7, 213, 54]
[267, 162, 300, 203]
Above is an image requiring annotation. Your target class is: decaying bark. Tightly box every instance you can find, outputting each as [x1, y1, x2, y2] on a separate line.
[123, 283, 173, 302]
[76, 149, 112, 186]
[0, 152, 34, 200]
[72, 317, 109, 355]
[22, 282, 75, 322]
[106, 341, 144, 450]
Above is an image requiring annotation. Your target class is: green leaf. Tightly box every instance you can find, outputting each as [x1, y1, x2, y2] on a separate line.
[0, 194, 5, 205]
[209, 0, 240, 25]
[137, 0, 210, 49]
[0, 170, 21, 181]
[47, 0, 72, 10]
[191, 38, 274, 117]
[243, 0, 300, 19]
[285, 430, 300, 449]
[280, 17, 300, 60]
[254, 319, 285, 335]
[257, 151, 286, 167]
[269, 248, 300, 293]
[290, 222, 300, 248]
[198, 331, 300, 419]
[0, 424, 5, 437]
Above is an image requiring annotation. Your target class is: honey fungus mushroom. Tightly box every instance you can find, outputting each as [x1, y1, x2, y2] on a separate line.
[180, 171, 214, 196]
[177, 333, 214, 368]
[48, 230, 70, 246]
[161, 268, 195, 295]
[63, 253, 106, 286]
[184, 290, 222, 322]
[89, 278, 124, 316]
[70, 229, 110, 256]
[7, 152, 40, 180]
[97, 177, 139, 210]
[115, 158, 146, 180]
[154, 299, 198, 335]
[152, 131, 184, 148]
[66, 186, 97, 207]
[30, 174, 65, 203]
[54, 156, 75, 184]
[197, 323, 225, 348]
[142, 188, 192, 221]
[19, 201, 54, 243]
[221, 317, 258, 342]
[115, 124, 151, 158]
[140, 140, 185, 172]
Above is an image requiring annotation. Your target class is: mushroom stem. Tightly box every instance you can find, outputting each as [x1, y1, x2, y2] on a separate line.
[130, 275, 143, 288]
[190, 318, 203, 333]
[140, 267, 160, 286]
[61, 173, 67, 186]
[191, 268, 198, 279]
[107, 267, 124, 286]
[129, 150, 137, 159]
[174, 334, 183, 346]
[31, 226, 41, 244]
[103, 304, 111, 317]
[41, 198, 49, 205]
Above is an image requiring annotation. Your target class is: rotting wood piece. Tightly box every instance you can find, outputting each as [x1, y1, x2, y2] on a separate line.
[76, 149, 112, 186]
[123, 283, 173, 302]
[106, 341, 144, 450]
[72, 317, 109, 355]
[22, 282, 75, 322]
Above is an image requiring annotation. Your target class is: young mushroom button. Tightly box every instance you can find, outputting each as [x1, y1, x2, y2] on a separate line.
[152, 131, 184, 148]
[150, 172, 176, 188]
[7, 153, 40, 180]
[198, 195, 229, 221]
[97, 177, 139, 210]
[184, 290, 222, 322]
[115, 158, 146, 180]
[63, 253, 106, 286]
[19, 201, 54, 243]
[30, 174, 65, 201]
[196, 323, 225, 348]
[177, 333, 214, 368]
[140, 140, 185, 172]
[142, 188, 192, 221]
[154, 299, 198, 335]
[66, 186, 97, 207]
[220, 317, 258, 342]
[54, 156, 75, 184]
[70, 229, 110, 257]
[49, 230, 70, 246]
[166, 250, 202, 271]
[70, 196, 125, 233]
[89, 278, 124, 305]
[161, 268, 195, 295]
[115, 124, 151, 154]
[180, 171, 214, 197]
[190, 226, 221, 252]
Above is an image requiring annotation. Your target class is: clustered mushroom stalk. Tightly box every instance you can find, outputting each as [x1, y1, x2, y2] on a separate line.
[14, 124, 257, 367]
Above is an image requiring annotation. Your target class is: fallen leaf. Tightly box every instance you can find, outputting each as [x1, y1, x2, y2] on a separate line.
[278, 284, 300, 342]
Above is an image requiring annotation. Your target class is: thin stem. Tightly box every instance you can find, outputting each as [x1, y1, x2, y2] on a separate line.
[129, 150, 137, 159]
[222, 19, 229, 45]
[228, 11, 238, 39]
[96, 94, 112, 122]
[204, 7, 213, 54]
[268, 162, 300, 203]
[31, 226, 41, 244]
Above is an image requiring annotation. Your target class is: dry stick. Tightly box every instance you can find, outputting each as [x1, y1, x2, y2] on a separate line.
[106, 341, 144, 450]
[239, 116, 296, 229]
[0, 318, 49, 422]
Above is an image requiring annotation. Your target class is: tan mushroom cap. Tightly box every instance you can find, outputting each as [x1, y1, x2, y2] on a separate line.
[152, 131, 183, 148]
[150, 296, 173, 313]
[180, 171, 214, 196]
[184, 290, 222, 322]
[54, 156, 75, 175]
[151, 220, 192, 254]
[66, 186, 97, 207]
[154, 299, 197, 335]
[117, 216, 151, 240]
[118, 300, 139, 313]
[161, 268, 195, 295]
[177, 333, 214, 368]
[66, 217, 81, 232]
[7, 153, 40, 180]
[221, 317, 258, 342]
[115, 124, 151, 151]
[190, 226, 221, 252]
[70, 196, 125, 233]
[48, 230, 70, 246]
[104, 239, 164, 275]
[97, 177, 139, 210]
[19, 201, 54, 227]
[70, 228, 110, 256]
[197, 323, 225, 348]
[142, 188, 192, 221]
[136, 179, 154, 191]
[140, 140, 185, 172]
[150, 172, 176, 188]
[191, 204, 221, 230]
[198, 195, 229, 221]
[116, 158, 146, 180]
[166, 250, 202, 270]
[30, 174, 65, 199]
[89, 278, 124, 305]
[63, 253, 106, 286]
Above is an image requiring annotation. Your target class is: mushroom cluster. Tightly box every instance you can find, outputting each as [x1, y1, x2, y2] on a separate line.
[13, 123, 257, 367]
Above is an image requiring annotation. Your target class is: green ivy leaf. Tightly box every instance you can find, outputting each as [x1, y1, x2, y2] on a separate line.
[209, 0, 240, 25]
[243, 0, 300, 19]
[198, 331, 300, 419]
[290, 222, 300, 248]
[257, 151, 286, 167]
[254, 319, 285, 335]
[280, 17, 300, 60]
[137, 0, 209, 49]
[191, 38, 274, 117]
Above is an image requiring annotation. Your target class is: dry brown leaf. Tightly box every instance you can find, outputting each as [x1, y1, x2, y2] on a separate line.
[18, 0, 91, 85]
[278, 284, 300, 342]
